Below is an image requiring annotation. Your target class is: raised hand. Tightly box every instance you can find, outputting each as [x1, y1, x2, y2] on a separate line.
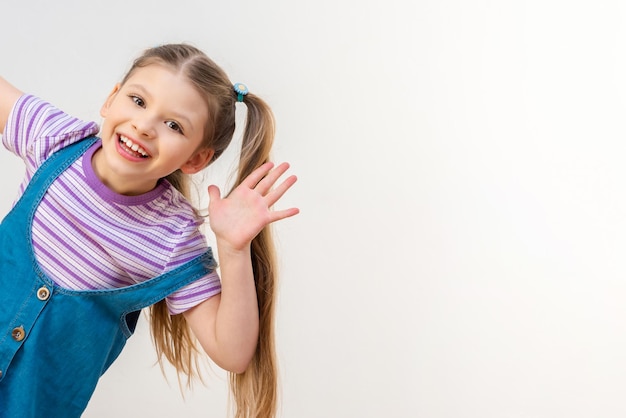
[207, 162, 299, 252]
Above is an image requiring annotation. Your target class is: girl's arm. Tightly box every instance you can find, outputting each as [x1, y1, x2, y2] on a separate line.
[183, 162, 298, 373]
[183, 246, 258, 373]
[0, 77, 24, 134]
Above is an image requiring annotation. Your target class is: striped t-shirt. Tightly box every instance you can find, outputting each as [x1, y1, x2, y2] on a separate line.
[2, 94, 221, 314]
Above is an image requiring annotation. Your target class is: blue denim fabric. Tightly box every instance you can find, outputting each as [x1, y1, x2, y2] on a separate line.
[0, 137, 215, 417]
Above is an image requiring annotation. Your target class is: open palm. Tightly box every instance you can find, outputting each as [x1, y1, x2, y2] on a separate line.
[207, 162, 299, 252]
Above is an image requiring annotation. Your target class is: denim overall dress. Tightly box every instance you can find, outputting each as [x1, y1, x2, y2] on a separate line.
[0, 136, 216, 417]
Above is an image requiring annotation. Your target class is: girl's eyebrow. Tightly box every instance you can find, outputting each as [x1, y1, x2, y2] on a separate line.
[125, 83, 193, 129]
[125, 83, 151, 98]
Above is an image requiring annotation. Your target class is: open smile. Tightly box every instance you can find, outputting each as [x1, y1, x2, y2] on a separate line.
[118, 135, 150, 159]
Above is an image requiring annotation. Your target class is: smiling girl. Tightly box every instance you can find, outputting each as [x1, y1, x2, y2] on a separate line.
[0, 43, 297, 418]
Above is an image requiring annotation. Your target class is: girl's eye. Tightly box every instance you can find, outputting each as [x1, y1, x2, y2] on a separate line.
[130, 95, 145, 107]
[165, 120, 183, 133]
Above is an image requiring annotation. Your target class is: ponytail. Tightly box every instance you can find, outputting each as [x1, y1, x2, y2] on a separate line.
[228, 94, 278, 418]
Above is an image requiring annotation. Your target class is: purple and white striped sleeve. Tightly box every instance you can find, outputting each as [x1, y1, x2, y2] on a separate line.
[3, 95, 99, 171]
[163, 219, 222, 315]
[166, 270, 222, 315]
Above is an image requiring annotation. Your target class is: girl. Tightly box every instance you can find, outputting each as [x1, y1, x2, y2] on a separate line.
[0, 44, 298, 418]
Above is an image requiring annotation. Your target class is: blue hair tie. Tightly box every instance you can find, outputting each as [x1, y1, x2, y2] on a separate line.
[234, 83, 249, 102]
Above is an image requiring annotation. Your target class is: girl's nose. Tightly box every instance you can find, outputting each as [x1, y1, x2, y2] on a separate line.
[132, 115, 157, 138]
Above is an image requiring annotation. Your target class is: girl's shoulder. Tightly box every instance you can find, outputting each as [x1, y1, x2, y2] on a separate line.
[141, 180, 203, 227]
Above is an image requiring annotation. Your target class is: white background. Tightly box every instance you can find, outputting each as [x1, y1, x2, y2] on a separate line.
[2, 1, 626, 417]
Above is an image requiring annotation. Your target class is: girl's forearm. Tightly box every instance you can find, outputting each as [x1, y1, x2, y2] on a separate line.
[210, 243, 259, 372]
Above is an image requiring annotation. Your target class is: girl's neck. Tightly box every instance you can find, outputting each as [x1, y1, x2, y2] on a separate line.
[90, 146, 159, 196]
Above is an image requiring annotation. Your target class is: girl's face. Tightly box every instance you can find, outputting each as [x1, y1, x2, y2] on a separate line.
[94, 64, 214, 196]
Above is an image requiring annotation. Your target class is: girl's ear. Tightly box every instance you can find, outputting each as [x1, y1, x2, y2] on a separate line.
[100, 84, 121, 118]
[180, 148, 215, 174]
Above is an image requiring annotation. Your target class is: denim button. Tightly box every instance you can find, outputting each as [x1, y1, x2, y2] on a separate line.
[37, 286, 50, 301]
[12, 326, 25, 342]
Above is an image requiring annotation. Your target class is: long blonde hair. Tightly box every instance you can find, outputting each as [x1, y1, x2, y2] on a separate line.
[122, 44, 278, 418]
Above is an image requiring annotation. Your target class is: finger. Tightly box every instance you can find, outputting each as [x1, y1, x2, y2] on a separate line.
[269, 207, 300, 223]
[241, 162, 274, 189]
[255, 162, 291, 195]
[207, 185, 221, 202]
[265, 174, 298, 207]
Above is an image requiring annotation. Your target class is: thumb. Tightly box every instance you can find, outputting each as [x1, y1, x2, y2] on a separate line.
[207, 185, 221, 203]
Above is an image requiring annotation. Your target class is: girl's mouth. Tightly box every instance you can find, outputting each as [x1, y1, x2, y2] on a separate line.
[118, 135, 149, 158]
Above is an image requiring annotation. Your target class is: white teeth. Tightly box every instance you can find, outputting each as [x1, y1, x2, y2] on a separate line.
[119, 135, 148, 157]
